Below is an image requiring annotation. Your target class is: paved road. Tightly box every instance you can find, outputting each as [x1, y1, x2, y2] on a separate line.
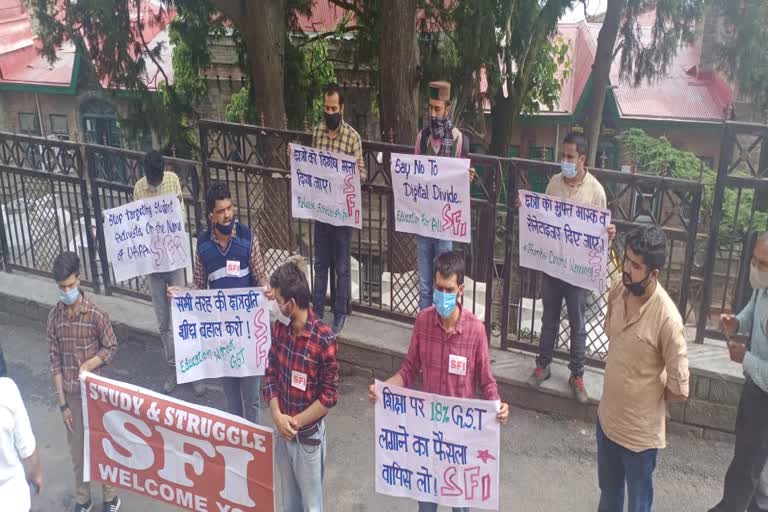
[1, 310, 734, 512]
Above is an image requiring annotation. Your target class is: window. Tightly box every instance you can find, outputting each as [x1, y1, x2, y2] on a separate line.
[49, 114, 69, 139]
[18, 113, 40, 135]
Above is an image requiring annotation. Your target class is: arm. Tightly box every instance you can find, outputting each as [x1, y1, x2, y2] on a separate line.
[294, 336, 339, 428]
[132, 181, 140, 202]
[249, 230, 269, 288]
[10, 380, 42, 491]
[262, 332, 280, 406]
[414, 131, 421, 155]
[736, 294, 757, 335]
[474, 331, 500, 401]
[90, 311, 118, 371]
[661, 318, 690, 402]
[397, 322, 422, 388]
[172, 173, 183, 205]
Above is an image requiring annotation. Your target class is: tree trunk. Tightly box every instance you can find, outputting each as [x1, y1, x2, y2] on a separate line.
[584, 0, 625, 167]
[212, 0, 287, 129]
[378, 0, 419, 144]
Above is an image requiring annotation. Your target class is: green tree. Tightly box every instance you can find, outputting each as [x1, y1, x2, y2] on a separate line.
[710, 0, 768, 117]
[422, 0, 577, 156]
[34, 0, 316, 132]
[617, 128, 767, 240]
[583, 0, 705, 167]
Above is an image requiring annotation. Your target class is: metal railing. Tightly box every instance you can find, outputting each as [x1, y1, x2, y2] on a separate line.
[0, 120, 715, 366]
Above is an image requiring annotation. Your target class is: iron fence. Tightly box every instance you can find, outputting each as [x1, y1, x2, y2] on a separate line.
[0, 121, 715, 366]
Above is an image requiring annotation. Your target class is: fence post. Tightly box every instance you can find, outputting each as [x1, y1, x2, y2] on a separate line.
[0, 197, 9, 272]
[482, 159, 501, 340]
[696, 123, 734, 344]
[78, 144, 102, 293]
[677, 183, 702, 316]
[499, 161, 518, 351]
[85, 146, 114, 295]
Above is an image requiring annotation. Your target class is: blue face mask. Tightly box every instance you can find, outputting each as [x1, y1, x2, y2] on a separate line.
[60, 287, 80, 306]
[433, 289, 458, 318]
[215, 220, 235, 236]
[561, 160, 578, 178]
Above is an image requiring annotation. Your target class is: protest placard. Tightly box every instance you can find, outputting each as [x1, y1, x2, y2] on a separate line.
[390, 153, 471, 243]
[518, 190, 612, 293]
[81, 372, 274, 512]
[374, 380, 501, 510]
[289, 143, 362, 229]
[102, 193, 189, 283]
[171, 288, 271, 384]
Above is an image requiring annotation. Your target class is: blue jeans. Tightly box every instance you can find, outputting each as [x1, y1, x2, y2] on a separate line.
[220, 375, 262, 425]
[312, 222, 352, 316]
[417, 502, 468, 512]
[416, 235, 453, 310]
[597, 420, 658, 512]
[276, 420, 326, 512]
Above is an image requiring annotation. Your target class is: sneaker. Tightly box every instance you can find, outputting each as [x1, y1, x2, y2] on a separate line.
[192, 380, 205, 397]
[569, 375, 589, 404]
[73, 502, 93, 512]
[102, 497, 121, 512]
[332, 314, 346, 335]
[527, 366, 551, 388]
[162, 372, 177, 394]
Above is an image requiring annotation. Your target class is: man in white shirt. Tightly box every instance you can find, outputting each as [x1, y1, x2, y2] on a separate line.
[0, 350, 43, 511]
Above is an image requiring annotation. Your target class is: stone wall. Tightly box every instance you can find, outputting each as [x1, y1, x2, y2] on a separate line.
[667, 370, 741, 442]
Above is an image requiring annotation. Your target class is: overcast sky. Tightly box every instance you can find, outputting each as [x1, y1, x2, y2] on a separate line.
[560, 0, 608, 22]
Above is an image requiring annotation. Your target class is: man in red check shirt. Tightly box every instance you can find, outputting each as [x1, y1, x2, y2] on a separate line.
[264, 260, 339, 512]
[368, 250, 509, 512]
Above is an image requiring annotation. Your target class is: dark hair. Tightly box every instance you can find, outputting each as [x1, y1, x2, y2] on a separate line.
[52, 251, 80, 282]
[270, 261, 311, 309]
[625, 225, 667, 271]
[562, 132, 588, 158]
[323, 83, 344, 106]
[0, 348, 7, 378]
[434, 251, 465, 286]
[206, 182, 231, 215]
[143, 150, 164, 184]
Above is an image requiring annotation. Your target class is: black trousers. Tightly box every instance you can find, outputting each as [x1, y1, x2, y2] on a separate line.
[710, 379, 768, 512]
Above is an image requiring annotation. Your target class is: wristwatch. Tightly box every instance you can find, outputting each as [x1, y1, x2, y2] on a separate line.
[59, 402, 69, 412]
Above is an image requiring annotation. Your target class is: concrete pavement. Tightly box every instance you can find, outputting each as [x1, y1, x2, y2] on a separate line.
[0, 309, 736, 512]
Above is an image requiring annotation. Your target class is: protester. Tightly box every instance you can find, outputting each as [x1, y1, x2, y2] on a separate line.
[309, 82, 366, 334]
[413, 80, 477, 311]
[0, 348, 43, 512]
[526, 131, 615, 403]
[264, 260, 339, 512]
[597, 225, 689, 512]
[709, 232, 768, 512]
[133, 151, 200, 396]
[368, 250, 509, 512]
[47, 252, 120, 512]
[170, 182, 269, 424]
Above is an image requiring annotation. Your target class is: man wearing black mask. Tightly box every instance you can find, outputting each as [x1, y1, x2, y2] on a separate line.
[596, 225, 689, 512]
[309, 83, 366, 334]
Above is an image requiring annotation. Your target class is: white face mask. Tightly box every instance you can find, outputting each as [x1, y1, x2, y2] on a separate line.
[561, 160, 578, 178]
[270, 300, 291, 326]
[750, 262, 768, 290]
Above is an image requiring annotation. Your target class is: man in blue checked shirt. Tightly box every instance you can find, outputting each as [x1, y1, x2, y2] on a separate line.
[710, 232, 768, 512]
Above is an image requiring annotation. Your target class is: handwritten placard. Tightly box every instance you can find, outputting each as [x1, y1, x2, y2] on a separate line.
[103, 194, 189, 282]
[171, 288, 271, 384]
[374, 380, 501, 510]
[390, 153, 471, 243]
[518, 190, 611, 293]
[289, 143, 362, 229]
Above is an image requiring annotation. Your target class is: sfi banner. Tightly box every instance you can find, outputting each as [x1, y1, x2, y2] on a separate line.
[81, 373, 274, 512]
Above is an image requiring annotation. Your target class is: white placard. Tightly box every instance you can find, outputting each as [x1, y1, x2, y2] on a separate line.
[518, 190, 612, 293]
[171, 287, 271, 384]
[374, 380, 501, 510]
[289, 143, 362, 228]
[390, 153, 472, 243]
[102, 194, 189, 282]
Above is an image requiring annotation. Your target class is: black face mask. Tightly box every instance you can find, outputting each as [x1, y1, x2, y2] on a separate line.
[324, 112, 341, 131]
[622, 271, 651, 297]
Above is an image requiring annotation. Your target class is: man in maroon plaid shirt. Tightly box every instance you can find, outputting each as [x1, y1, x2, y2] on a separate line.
[369, 251, 509, 512]
[263, 260, 339, 512]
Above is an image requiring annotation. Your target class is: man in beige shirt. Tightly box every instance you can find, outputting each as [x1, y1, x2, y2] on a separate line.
[528, 131, 615, 403]
[597, 225, 689, 512]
